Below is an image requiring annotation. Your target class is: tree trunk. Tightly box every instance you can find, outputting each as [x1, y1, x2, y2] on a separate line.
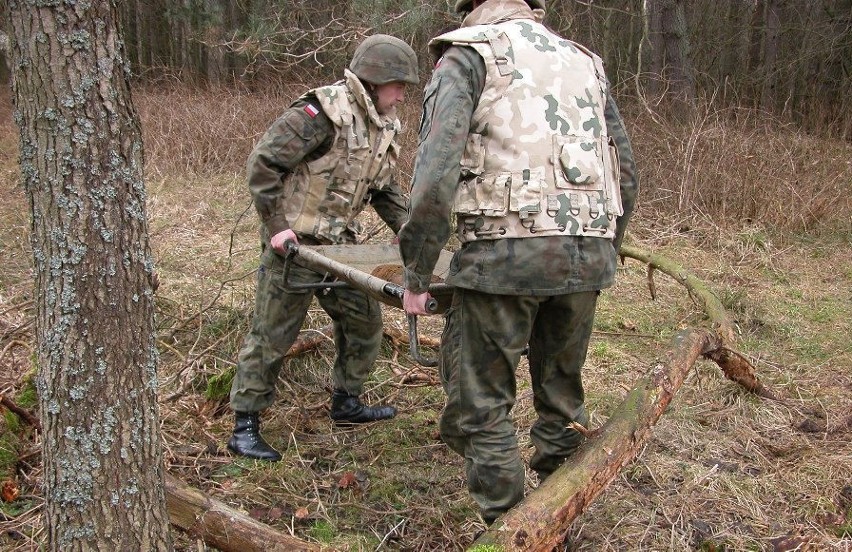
[641, 0, 664, 98]
[660, 0, 695, 105]
[5, 2, 172, 550]
[760, 0, 782, 112]
[642, 0, 694, 106]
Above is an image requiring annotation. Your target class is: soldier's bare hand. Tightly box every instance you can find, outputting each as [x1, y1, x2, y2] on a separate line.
[270, 229, 298, 254]
[403, 290, 434, 316]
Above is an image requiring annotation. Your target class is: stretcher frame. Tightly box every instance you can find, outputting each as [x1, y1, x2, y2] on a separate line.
[281, 243, 455, 366]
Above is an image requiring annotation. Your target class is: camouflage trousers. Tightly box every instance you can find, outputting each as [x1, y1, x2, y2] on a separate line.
[230, 245, 384, 413]
[439, 287, 598, 523]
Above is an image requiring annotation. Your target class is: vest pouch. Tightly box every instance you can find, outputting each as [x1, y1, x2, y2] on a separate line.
[460, 133, 486, 178]
[553, 135, 606, 190]
[314, 146, 369, 242]
[372, 136, 399, 191]
[327, 137, 370, 198]
[453, 172, 510, 216]
[508, 168, 544, 219]
[605, 137, 624, 217]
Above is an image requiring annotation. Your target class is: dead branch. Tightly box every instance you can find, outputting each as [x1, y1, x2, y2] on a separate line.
[620, 244, 773, 395]
[621, 244, 737, 344]
[705, 346, 776, 399]
[383, 324, 441, 349]
[0, 394, 40, 431]
[285, 324, 333, 357]
[475, 328, 721, 550]
[165, 473, 320, 551]
[474, 244, 777, 549]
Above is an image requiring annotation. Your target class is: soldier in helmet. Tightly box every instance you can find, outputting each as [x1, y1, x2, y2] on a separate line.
[398, 0, 639, 524]
[227, 34, 419, 461]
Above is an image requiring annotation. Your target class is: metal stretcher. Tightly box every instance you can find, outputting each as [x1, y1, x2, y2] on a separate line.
[282, 243, 455, 366]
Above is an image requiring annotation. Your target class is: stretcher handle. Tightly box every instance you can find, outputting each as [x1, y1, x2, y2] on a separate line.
[282, 242, 439, 365]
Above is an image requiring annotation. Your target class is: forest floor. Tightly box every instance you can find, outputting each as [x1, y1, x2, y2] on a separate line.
[1, 88, 851, 551]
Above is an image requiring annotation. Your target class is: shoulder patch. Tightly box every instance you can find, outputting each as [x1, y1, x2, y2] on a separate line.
[304, 104, 320, 118]
[435, 56, 444, 69]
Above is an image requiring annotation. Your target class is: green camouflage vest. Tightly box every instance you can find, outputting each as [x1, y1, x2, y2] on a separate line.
[432, 20, 623, 242]
[287, 69, 400, 243]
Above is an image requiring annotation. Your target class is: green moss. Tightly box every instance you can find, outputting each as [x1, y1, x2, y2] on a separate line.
[211, 462, 245, 478]
[16, 377, 38, 409]
[205, 366, 235, 401]
[309, 520, 336, 543]
[834, 505, 852, 538]
[0, 497, 36, 518]
[0, 436, 18, 476]
[467, 545, 504, 552]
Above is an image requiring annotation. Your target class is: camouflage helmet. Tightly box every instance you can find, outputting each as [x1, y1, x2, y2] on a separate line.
[454, 0, 545, 13]
[350, 34, 419, 85]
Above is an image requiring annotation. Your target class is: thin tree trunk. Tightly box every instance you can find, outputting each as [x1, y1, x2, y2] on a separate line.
[661, 0, 695, 106]
[5, 1, 171, 549]
[760, 0, 782, 111]
[641, 0, 664, 98]
[748, 0, 767, 106]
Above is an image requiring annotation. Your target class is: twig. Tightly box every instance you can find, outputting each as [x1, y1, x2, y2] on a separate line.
[167, 268, 257, 339]
[374, 517, 407, 551]
[0, 394, 41, 430]
[0, 299, 34, 317]
[227, 199, 255, 271]
[1, 319, 34, 341]
[0, 339, 31, 366]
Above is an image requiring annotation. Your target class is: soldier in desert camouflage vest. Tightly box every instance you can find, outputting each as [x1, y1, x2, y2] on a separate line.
[398, 0, 639, 524]
[228, 35, 419, 461]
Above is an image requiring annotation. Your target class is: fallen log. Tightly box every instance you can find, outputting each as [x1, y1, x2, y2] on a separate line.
[286, 322, 441, 357]
[474, 245, 776, 549]
[383, 324, 441, 349]
[475, 328, 720, 550]
[165, 473, 320, 552]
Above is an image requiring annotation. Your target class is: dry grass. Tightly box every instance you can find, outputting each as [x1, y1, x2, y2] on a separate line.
[1, 84, 851, 551]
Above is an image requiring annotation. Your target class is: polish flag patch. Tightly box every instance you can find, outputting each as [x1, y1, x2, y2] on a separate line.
[304, 104, 320, 118]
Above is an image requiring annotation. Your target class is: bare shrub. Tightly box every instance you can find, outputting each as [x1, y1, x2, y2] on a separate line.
[627, 98, 852, 236]
[136, 79, 320, 179]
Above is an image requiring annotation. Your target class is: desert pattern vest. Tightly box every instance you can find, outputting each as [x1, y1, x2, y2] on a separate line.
[287, 70, 400, 244]
[432, 20, 623, 242]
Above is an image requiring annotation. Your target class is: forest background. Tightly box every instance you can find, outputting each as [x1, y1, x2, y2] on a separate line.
[1, 1, 851, 551]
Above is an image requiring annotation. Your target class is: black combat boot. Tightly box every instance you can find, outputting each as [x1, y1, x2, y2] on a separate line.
[330, 389, 397, 424]
[227, 411, 282, 461]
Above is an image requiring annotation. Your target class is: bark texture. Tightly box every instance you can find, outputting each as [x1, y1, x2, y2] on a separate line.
[5, 2, 171, 549]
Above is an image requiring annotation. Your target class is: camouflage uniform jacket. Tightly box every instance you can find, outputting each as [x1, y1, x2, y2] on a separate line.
[399, 0, 639, 295]
[247, 69, 408, 245]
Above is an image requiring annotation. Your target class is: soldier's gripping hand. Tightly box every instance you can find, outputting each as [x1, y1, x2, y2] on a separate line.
[403, 290, 435, 316]
[270, 229, 298, 255]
